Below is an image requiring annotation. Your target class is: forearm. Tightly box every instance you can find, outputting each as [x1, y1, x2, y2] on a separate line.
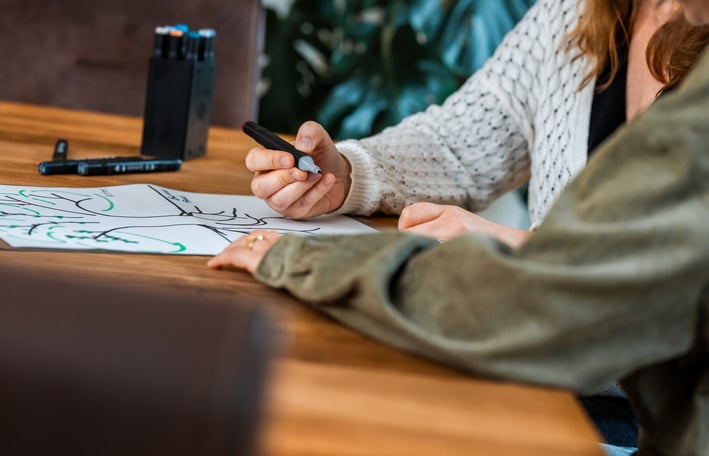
[256, 218, 702, 392]
[334, 78, 531, 216]
[256, 89, 709, 391]
[256, 51, 709, 392]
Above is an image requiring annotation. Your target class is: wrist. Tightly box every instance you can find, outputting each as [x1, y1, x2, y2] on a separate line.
[331, 139, 378, 215]
[329, 153, 352, 212]
[501, 227, 533, 249]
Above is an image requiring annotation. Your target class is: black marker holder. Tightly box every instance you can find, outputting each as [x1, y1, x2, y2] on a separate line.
[140, 29, 216, 160]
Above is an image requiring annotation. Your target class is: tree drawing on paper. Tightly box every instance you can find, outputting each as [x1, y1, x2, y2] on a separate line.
[0, 184, 371, 255]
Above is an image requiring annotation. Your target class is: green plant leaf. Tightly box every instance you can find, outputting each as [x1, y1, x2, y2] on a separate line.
[410, 0, 536, 77]
[259, 0, 536, 138]
[317, 17, 458, 139]
[258, 1, 339, 134]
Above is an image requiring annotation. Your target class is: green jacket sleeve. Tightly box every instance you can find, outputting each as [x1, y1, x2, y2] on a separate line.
[255, 52, 709, 394]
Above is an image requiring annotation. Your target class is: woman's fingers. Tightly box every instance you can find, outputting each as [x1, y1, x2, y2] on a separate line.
[207, 230, 281, 274]
[398, 202, 446, 230]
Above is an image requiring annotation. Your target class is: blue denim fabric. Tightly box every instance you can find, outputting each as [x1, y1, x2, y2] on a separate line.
[580, 396, 638, 447]
[601, 443, 636, 456]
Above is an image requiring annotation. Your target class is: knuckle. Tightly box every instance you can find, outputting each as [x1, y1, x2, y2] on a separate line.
[274, 152, 291, 169]
[277, 171, 293, 188]
[286, 206, 308, 219]
[399, 207, 410, 221]
[285, 196, 313, 219]
[268, 193, 291, 212]
[292, 201, 312, 218]
[250, 178, 268, 198]
[245, 149, 262, 171]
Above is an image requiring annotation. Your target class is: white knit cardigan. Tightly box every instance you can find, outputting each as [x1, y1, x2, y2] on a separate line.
[334, 0, 596, 230]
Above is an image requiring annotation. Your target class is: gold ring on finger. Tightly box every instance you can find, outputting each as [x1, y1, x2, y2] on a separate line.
[246, 234, 265, 250]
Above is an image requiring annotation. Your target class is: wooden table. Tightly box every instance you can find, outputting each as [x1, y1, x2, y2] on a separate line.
[0, 101, 603, 455]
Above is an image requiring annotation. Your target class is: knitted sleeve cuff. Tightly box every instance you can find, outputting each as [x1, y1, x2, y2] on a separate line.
[332, 139, 380, 216]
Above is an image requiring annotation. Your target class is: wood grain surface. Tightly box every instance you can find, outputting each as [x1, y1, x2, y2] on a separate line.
[0, 101, 603, 455]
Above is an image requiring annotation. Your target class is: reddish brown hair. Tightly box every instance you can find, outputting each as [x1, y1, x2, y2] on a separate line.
[567, 0, 709, 91]
[648, 16, 709, 91]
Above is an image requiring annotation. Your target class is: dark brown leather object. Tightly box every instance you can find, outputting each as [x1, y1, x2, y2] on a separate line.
[0, 259, 278, 456]
[0, 0, 263, 127]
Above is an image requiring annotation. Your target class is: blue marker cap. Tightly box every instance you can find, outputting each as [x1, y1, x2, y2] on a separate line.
[184, 31, 201, 60]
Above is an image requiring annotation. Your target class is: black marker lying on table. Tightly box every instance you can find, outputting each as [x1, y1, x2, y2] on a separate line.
[242, 121, 321, 174]
[77, 158, 182, 175]
[39, 156, 181, 175]
[38, 156, 139, 175]
[38, 138, 182, 176]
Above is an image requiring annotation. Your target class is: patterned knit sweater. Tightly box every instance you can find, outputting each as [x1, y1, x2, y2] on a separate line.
[334, 0, 594, 229]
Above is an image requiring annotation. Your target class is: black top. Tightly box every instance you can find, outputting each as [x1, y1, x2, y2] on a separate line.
[588, 48, 628, 157]
[584, 47, 638, 448]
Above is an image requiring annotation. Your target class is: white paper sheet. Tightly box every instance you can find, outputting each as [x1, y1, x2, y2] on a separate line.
[0, 184, 375, 255]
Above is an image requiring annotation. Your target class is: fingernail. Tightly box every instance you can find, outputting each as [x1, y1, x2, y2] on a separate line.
[324, 174, 336, 185]
[280, 156, 290, 167]
[296, 137, 312, 150]
[292, 170, 304, 180]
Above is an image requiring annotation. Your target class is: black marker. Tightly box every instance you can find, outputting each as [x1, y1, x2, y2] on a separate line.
[38, 156, 139, 175]
[198, 28, 216, 60]
[76, 158, 182, 176]
[242, 121, 321, 174]
[53, 139, 69, 161]
[152, 26, 169, 58]
[184, 31, 200, 61]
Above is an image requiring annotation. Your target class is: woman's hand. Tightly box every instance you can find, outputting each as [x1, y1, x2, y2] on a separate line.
[207, 230, 281, 274]
[398, 202, 532, 249]
[246, 121, 351, 219]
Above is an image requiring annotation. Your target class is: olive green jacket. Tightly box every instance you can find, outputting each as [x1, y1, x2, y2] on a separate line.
[255, 51, 709, 456]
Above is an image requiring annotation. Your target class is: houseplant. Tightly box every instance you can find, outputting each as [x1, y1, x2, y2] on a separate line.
[259, 0, 535, 139]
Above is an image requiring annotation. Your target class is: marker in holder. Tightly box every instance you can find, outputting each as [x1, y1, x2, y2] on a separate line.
[140, 26, 217, 160]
